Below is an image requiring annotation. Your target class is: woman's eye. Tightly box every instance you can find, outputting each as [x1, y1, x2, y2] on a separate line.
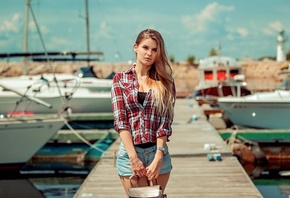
[143, 46, 149, 50]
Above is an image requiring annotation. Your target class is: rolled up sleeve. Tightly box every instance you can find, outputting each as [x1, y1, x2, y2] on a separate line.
[111, 74, 131, 133]
[156, 115, 173, 138]
[156, 80, 176, 138]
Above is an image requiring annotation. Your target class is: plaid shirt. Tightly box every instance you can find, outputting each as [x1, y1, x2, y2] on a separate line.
[111, 65, 176, 145]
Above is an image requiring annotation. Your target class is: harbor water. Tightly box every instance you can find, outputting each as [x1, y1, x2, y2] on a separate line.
[243, 160, 290, 198]
[1, 157, 290, 197]
[2, 111, 290, 197]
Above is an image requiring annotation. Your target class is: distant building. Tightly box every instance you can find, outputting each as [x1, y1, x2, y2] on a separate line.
[276, 30, 287, 62]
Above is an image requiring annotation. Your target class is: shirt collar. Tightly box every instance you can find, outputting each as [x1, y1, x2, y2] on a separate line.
[124, 63, 136, 75]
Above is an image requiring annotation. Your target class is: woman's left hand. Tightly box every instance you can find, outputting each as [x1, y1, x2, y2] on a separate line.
[145, 153, 163, 180]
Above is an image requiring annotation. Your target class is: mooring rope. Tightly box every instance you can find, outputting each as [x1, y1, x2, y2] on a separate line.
[63, 119, 106, 153]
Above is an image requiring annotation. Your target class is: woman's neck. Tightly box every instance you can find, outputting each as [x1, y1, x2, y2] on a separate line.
[135, 62, 151, 77]
[134, 63, 151, 92]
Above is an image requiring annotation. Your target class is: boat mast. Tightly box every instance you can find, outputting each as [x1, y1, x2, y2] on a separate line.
[23, 0, 30, 75]
[85, 0, 90, 65]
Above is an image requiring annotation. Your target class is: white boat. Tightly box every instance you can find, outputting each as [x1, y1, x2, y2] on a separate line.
[0, 0, 107, 170]
[217, 72, 290, 129]
[0, 69, 113, 115]
[0, 90, 65, 168]
[0, 116, 64, 167]
[0, 0, 112, 115]
[194, 55, 251, 106]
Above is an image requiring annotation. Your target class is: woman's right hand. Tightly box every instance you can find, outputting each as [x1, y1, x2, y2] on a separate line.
[130, 155, 146, 177]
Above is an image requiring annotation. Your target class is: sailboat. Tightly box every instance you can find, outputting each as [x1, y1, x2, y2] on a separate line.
[0, 79, 65, 167]
[0, 114, 65, 168]
[0, 0, 113, 115]
[0, 0, 69, 169]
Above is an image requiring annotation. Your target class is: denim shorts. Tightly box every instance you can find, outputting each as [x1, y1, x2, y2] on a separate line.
[116, 142, 172, 176]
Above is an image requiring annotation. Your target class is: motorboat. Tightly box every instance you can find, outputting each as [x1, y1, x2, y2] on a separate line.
[0, 115, 64, 168]
[217, 71, 290, 129]
[0, 66, 113, 115]
[0, 0, 107, 170]
[0, 0, 112, 115]
[0, 90, 65, 168]
[194, 56, 251, 106]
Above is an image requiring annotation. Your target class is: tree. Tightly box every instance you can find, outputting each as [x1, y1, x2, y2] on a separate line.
[286, 48, 290, 61]
[187, 55, 195, 65]
[169, 55, 175, 63]
[209, 48, 218, 56]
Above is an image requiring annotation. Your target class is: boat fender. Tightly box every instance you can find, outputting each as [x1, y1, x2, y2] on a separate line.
[251, 144, 268, 164]
[232, 142, 255, 164]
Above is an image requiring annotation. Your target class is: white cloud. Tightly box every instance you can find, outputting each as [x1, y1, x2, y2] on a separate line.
[237, 28, 248, 37]
[182, 2, 234, 34]
[269, 21, 284, 31]
[51, 37, 70, 45]
[45, 36, 71, 50]
[28, 21, 49, 34]
[226, 34, 234, 41]
[224, 27, 248, 42]
[0, 13, 20, 32]
[94, 21, 112, 39]
[262, 21, 284, 36]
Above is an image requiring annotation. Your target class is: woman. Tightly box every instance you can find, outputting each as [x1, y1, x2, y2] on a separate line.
[111, 28, 176, 196]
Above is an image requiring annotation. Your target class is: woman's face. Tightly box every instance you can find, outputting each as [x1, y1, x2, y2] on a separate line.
[134, 38, 157, 67]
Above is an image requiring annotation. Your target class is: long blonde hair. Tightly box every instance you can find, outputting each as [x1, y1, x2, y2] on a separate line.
[135, 29, 175, 117]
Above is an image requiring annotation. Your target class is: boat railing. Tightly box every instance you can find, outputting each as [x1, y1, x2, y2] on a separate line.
[0, 75, 82, 118]
[218, 80, 252, 97]
[30, 75, 82, 113]
[0, 82, 53, 118]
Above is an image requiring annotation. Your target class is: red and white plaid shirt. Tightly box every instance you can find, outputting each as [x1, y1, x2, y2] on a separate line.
[111, 64, 176, 145]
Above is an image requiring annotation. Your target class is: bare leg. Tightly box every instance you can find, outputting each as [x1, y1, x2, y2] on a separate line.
[119, 176, 132, 197]
[156, 172, 171, 193]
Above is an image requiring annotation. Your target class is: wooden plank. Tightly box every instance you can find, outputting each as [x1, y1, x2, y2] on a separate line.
[74, 98, 263, 198]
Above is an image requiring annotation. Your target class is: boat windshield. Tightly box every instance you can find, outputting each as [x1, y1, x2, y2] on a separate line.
[74, 66, 98, 78]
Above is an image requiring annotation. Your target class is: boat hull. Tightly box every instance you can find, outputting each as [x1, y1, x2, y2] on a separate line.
[0, 118, 64, 165]
[194, 85, 251, 106]
[0, 91, 112, 115]
[218, 91, 290, 129]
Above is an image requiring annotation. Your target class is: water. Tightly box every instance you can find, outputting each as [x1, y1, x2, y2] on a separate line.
[2, 161, 290, 198]
[0, 161, 95, 198]
[255, 179, 290, 198]
[30, 175, 86, 198]
[243, 160, 290, 198]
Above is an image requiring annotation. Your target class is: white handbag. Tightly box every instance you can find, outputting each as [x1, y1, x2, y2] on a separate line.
[128, 175, 167, 198]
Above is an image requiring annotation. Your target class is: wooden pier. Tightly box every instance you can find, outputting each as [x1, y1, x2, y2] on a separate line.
[74, 98, 263, 198]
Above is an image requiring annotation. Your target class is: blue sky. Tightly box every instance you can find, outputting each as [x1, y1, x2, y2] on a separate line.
[1, 0, 290, 62]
